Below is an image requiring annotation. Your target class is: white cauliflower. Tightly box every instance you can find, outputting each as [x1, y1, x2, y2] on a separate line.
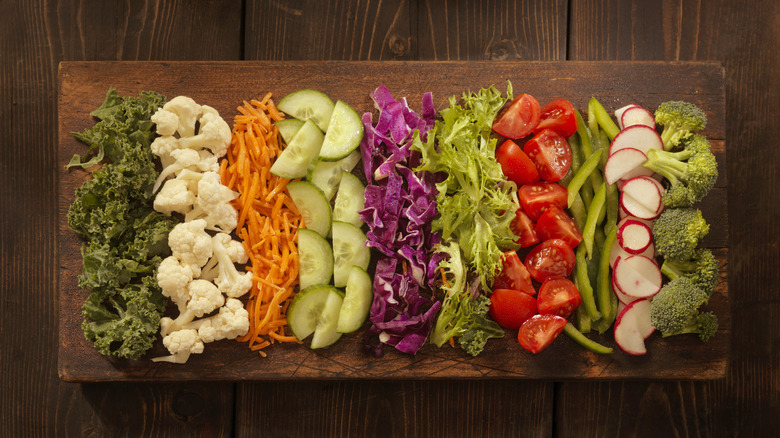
[184, 172, 238, 233]
[168, 219, 213, 275]
[154, 179, 196, 216]
[192, 298, 250, 342]
[151, 109, 180, 137]
[150, 135, 180, 168]
[200, 233, 252, 298]
[156, 256, 195, 312]
[178, 106, 231, 158]
[161, 96, 202, 137]
[152, 329, 204, 364]
[160, 279, 225, 337]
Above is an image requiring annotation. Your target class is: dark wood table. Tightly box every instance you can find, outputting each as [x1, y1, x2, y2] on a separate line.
[2, 1, 777, 436]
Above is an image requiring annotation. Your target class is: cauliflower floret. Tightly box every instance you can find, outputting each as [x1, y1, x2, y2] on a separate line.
[150, 135, 181, 168]
[168, 219, 213, 275]
[160, 279, 225, 336]
[156, 256, 194, 312]
[151, 109, 179, 137]
[195, 298, 250, 342]
[154, 178, 196, 216]
[178, 105, 231, 158]
[152, 329, 204, 364]
[200, 233, 252, 298]
[185, 172, 239, 233]
[163, 96, 202, 137]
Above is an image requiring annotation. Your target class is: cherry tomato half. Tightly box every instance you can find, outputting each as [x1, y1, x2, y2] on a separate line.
[537, 278, 582, 318]
[518, 314, 567, 354]
[510, 208, 539, 248]
[496, 140, 540, 186]
[517, 182, 568, 221]
[535, 205, 583, 250]
[492, 93, 541, 139]
[493, 251, 536, 295]
[523, 129, 573, 182]
[489, 289, 538, 330]
[524, 239, 576, 283]
[535, 98, 577, 138]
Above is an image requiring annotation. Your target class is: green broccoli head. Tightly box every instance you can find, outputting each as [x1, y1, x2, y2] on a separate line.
[649, 277, 717, 342]
[660, 248, 719, 297]
[653, 208, 710, 261]
[654, 101, 707, 150]
[643, 134, 718, 207]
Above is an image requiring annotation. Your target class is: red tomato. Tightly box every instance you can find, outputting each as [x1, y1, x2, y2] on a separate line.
[510, 208, 539, 248]
[492, 93, 541, 139]
[537, 278, 582, 318]
[496, 140, 540, 186]
[493, 251, 536, 295]
[535, 205, 583, 249]
[518, 314, 567, 354]
[523, 129, 572, 182]
[535, 98, 577, 138]
[517, 182, 568, 221]
[489, 289, 538, 330]
[524, 239, 576, 283]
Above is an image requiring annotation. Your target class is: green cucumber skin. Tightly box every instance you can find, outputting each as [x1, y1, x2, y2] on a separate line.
[287, 181, 332, 238]
[336, 266, 372, 333]
[277, 89, 335, 132]
[319, 100, 364, 161]
[297, 228, 334, 290]
[331, 221, 370, 288]
[333, 171, 366, 227]
[270, 119, 324, 179]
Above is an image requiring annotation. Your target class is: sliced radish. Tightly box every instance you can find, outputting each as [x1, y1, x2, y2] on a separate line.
[610, 235, 655, 269]
[621, 106, 655, 129]
[614, 299, 653, 355]
[615, 104, 639, 130]
[612, 259, 640, 305]
[617, 219, 653, 255]
[619, 176, 663, 220]
[614, 254, 662, 299]
[604, 148, 650, 185]
[617, 215, 653, 231]
[608, 125, 663, 157]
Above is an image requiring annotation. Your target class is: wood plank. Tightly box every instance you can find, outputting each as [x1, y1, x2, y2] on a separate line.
[58, 60, 728, 382]
[0, 1, 241, 436]
[561, 0, 778, 436]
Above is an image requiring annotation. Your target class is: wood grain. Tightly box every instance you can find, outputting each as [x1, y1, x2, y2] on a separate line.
[58, 60, 728, 382]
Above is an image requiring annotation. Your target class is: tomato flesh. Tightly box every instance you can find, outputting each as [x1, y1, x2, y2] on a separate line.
[510, 208, 539, 248]
[517, 182, 568, 221]
[518, 314, 567, 354]
[492, 93, 541, 139]
[493, 251, 536, 295]
[489, 289, 538, 330]
[537, 278, 582, 318]
[535, 205, 583, 250]
[523, 129, 573, 182]
[496, 140, 540, 186]
[535, 98, 577, 138]
[524, 239, 576, 283]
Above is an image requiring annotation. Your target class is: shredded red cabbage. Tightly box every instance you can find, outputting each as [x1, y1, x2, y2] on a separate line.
[359, 85, 440, 356]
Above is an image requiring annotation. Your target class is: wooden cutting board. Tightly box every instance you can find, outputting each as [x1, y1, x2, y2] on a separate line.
[58, 61, 728, 382]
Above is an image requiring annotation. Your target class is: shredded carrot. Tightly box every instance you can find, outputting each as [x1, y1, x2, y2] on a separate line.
[222, 96, 303, 355]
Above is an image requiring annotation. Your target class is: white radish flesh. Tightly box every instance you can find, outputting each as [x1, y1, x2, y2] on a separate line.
[614, 254, 662, 299]
[615, 104, 639, 130]
[604, 148, 650, 185]
[608, 125, 663, 157]
[614, 299, 653, 355]
[610, 236, 655, 269]
[617, 219, 653, 254]
[619, 176, 663, 220]
[621, 106, 655, 129]
[612, 262, 640, 305]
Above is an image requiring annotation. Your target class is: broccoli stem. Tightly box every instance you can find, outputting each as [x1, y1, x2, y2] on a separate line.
[644, 149, 693, 184]
[563, 322, 613, 354]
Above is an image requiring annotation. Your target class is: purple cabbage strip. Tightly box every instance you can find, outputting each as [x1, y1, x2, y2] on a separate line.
[359, 85, 440, 356]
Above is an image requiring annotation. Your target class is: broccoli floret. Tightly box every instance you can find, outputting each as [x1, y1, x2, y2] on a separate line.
[654, 101, 707, 150]
[653, 207, 709, 261]
[649, 277, 718, 342]
[643, 134, 718, 207]
[660, 248, 719, 297]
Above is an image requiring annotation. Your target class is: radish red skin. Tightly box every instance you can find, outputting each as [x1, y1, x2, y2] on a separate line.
[614, 254, 662, 299]
[614, 299, 652, 355]
[620, 176, 664, 220]
[608, 125, 663, 157]
[617, 219, 653, 255]
[621, 106, 656, 129]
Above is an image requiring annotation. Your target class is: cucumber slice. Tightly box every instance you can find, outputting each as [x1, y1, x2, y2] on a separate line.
[297, 228, 333, 289]
[319, 100, 364, 161]
[270, 119, 324, 179]
[275, 118, 304, 145]
[287, 181, 332, 237]
[287, 284, 343, 349]
[310, 288, 344, 349]
[336, 266, 373, 333]
[307, 150, 361, 200]
[331, 221, 370, 287]
[277, 89, 335, 132]
[333, 171, 366, 227]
